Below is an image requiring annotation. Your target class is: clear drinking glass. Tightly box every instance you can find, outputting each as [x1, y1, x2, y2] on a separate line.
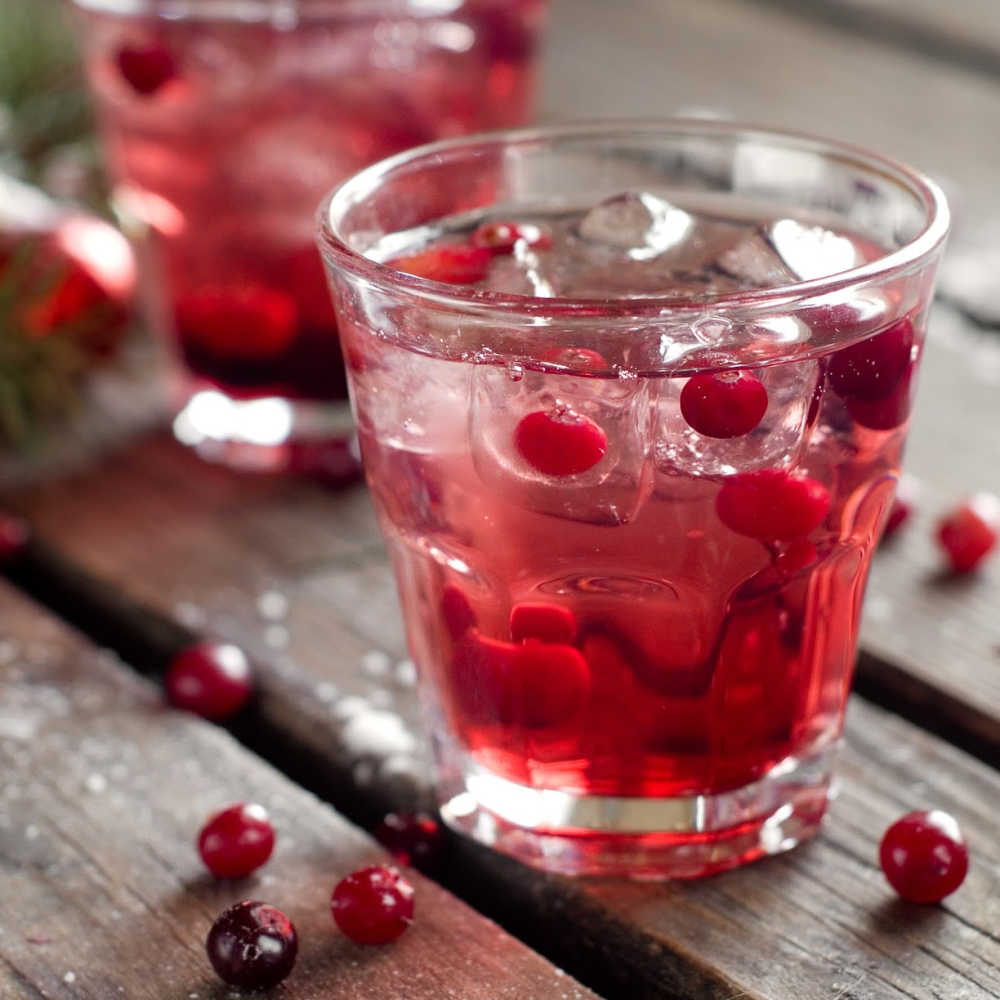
[69, 0, 547, 475]
[317, 121, 948, 877]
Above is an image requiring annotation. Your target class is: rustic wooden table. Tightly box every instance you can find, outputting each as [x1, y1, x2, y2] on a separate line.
[3, 1, 1000, 997]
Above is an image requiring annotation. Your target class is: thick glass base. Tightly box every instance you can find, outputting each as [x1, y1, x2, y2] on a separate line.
[171, 386, 361, 482]
[439, 741, 838, 879]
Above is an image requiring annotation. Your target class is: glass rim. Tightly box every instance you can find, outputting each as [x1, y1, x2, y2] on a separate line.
[317, 118, 950, 319]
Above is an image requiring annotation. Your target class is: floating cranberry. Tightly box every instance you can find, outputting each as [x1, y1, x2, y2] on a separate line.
[680, 370, 768, 439]
[472, 221, 552, 254]
[879, 810, 969, 903]
[441, 584, 477, 641]
[774, 538, 818, 575]
[206, 900, 297, 989]
[331, 866, 414, 945]
[115, 42, 177, 96]
[165, 641, 253, 720]
[374, 812, 444, 870]
[828, 318, 914, 402]
[0, 513, 29, 562]
[509, 602, 576, 644]
[388, 245, 492, 285]
[541, 346, 608, 371]
[515, 640, 590, 728]
[198, 803, 275, 879]
[452, 631, 519, 724]
[716, 469, 830, 540]
[847, 363, 915, 431]
[936, 495, 1000, 573]
[175, 284, 298, 362]
[515, 407, 607, 476]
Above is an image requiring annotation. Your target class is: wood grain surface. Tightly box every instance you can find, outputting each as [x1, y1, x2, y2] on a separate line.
[4, 443, 1000, 997]
[0, 583, 599, 1000]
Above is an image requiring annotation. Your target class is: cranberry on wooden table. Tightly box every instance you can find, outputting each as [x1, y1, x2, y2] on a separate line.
[331, 866, 415, 945]
[374, 812, 445, 871]
[198, 803, 275, 879]
[879, 810, 969, 903]
[936, 495, 1000, 573]
[206, 899, 298, 989]
[165, 641, 253, 720]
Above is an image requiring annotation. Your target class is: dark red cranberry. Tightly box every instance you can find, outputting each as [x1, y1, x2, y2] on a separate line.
[451, 631, 519, 724]
[115, 42, 177, 96]
[879, 810, 969, 903]
[514, 640, 590, 728]
[441, 584, 477, 641]
[774, 538, 818, 574]
[936, 495, 999, 573]
[846, 362, 915, 431]
[165, 641, 253, 720]
[680, 370, 768, 438]
[472, 221, 552, 254]
[828, 318, 914, 402]
[287, 438, 363, 487]
[541, 346, 608, 371]
[388, 245, 492, 285]
[716, 469, 830, 540]
[374, 812, 444, 870]
[331, 866, 414, 945]
[0, 513, 29, 562]
[509, 602, 576, 644]
[469, 7, 536, 62]
[198, 803, 275, 879]
[881, 496, 913, 544]
[175, 284, 298, 362]
[515, 407, 607, 476]
[206, 900, 297, 989]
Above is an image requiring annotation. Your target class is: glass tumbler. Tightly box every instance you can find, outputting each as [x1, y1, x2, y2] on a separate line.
[69, 0, 547, 475]
[317, 121, 948, 877]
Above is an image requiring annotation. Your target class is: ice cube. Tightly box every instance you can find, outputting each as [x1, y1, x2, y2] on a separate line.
[577, 192, 694, 260]
[654, 358, 821, 480]
[714, 229, 797, 288]
[768, 218, 863, 280]
[470, 363, 654, 525]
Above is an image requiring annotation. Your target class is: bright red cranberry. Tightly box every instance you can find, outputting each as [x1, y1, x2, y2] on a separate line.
[198, 803, 275, 879]
[472, 221, 552, 254]
[0, 513, 29, 562]
[115, 42, 177, 96]
[331, 866, 414, 945]
[441, 584, 477, 641]
[828, 318, 914, 402]
[175, 284, 298, 362]
[388, 245, 492, 285]
[541, 346, 608, 371]
[879, 810, 969, 903]
[882, 499, 913, 543]
[374, 812, 444, 870]
[165, 642, 253, 720]
[514, 640, 590, 728]
[716, 469, 830, 540]
[452, 631, 519, 724]
[206, 900, 297, 989]
[515, 407, 607, 476]
[775, 538, 818, 574]
[936, 495, 1000, 573]
[510, 601, 577, 644]
[680, 370, 769, 439]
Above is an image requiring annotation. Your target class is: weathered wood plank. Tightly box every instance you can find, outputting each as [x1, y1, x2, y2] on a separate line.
[4, 509, 1000, 998]
[0, 583, 598, 1000]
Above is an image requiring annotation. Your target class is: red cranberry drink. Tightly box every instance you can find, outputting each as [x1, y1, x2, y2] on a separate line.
[70, 0, 546, 472]
[318, 123, 949, 877]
